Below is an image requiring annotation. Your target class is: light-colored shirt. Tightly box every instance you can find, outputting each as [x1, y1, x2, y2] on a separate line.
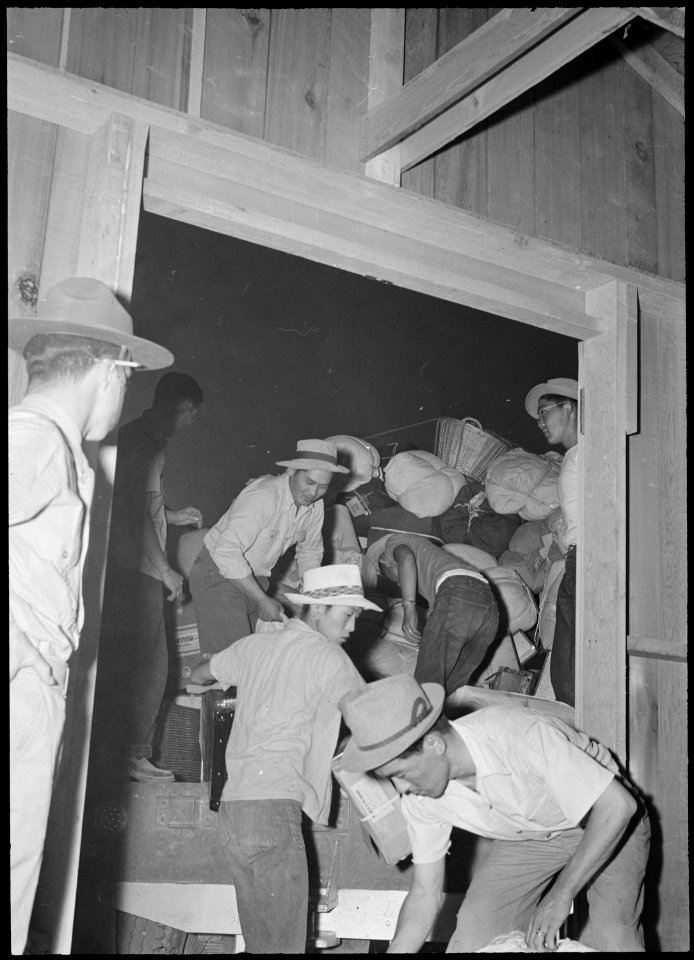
[402, 706, 617, 864]
[381, 532, 486, 606]
[107, 410, 168, 580]
[9, 394, 94, 677]
[557, 444, 578, 550]
[209, 619, 364, 823]
[205, 472, 324, 580]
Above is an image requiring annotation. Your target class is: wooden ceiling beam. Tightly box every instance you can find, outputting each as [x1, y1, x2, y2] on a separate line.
[359, 7, 582, 163]
[611, 35, 684, 115]
[627, 7, 685, 37]
[399, 7, 635, 174]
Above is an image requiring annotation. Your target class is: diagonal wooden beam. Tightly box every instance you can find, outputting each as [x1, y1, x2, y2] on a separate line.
[359, 7, 582, 162]
[400, 7, 635, 174]
[627, 6, 685, 37]
[611, 35, 684, 115]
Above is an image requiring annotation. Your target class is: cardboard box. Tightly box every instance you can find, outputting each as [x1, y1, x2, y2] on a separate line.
[173, 600, 204, 688]
[332, 753, 411, 866]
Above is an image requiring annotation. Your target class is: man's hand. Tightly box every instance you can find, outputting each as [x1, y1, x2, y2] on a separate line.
[402, 605, 423, 644]
[167, 506, 203, 528]
[189, 658, 214, 686]
[257, 595, 284, 622]
[162, 566, 185, 601]
[525, 890, 572, 952]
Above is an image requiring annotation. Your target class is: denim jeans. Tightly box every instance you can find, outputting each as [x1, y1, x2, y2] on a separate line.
[219, 799, 309, 953]
[415, 577, 499, 695]
[551, 544, 576, 707]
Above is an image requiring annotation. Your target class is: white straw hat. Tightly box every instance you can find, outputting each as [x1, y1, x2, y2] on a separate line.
[276, 438, 349, 474]
[524, 378, 578, 419]
[284, 564, 381, 611]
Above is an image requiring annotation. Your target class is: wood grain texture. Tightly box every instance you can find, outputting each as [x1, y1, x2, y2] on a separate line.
[66, 8, 140, 93]
[621, 59, 658, 274]
[433, 8, 488, 214]
[364, 8, 404, 186]
[325, 8, 371, 176]
[400, 8, 437, 199]
[6, 6, 64, 65]
[131, 8, 191, 111]
[264, 8, 331, 160]
[200, 9, 270, 138]
[652, 95, 685, 282]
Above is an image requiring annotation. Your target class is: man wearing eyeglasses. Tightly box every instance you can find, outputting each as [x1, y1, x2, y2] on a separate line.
[525, 378, 579, 706]
[8, 277, 173, 955]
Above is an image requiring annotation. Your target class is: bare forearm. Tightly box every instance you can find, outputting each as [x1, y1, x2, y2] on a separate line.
[387, 889, 441, 953]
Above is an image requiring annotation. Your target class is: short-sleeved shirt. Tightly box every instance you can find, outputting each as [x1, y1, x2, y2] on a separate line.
[209, 619, 364, 823]
[402, 706, 618, 864]
[204, 472, 324, 580]
[9, 394, 94, 673]
[108, 410, 168, 580]
[558, 444, 578, 550]
[380, 532, 486, 606]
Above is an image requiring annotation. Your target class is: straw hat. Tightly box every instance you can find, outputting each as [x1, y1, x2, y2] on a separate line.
[276, 438, 349, 474]
[8, 277, 173, 370]
[524, 378, 578, 419]
[283, 563, 382, 611]
[340, 675, 445, 772]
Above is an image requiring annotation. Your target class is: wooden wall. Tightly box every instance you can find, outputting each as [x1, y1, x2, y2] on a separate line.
[6, 8, 685, 283]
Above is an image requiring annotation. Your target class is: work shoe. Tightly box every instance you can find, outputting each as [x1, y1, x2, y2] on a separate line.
[128, 756, 175, 782]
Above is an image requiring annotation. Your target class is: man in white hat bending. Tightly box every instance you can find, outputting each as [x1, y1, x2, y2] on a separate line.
[190, 438, 349, 655]
[340, 675, 649, 954]
[188, 564, 375, 953]
[9, 277, 173, 955]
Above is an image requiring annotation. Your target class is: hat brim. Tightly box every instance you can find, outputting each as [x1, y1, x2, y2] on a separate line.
[525, 381, 578, 419]
[8, 317, 174, 370]
[339, 682, 446, 773]
[283, 591, 382, 612]
[276, 458, 349, 474]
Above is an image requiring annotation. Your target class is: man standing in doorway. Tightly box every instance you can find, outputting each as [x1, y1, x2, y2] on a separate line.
[9, 277, 173, 955]
[190, 438, 349, 655]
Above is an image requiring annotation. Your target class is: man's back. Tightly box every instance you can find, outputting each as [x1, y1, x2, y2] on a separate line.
[209, 619, 363, 823]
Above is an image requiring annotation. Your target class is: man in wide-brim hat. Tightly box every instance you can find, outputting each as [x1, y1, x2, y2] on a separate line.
[189, 438, 350, 655]
[9, 277, 172, 955]
[339, 674, 650, 954]
[188, 563, 372, 953]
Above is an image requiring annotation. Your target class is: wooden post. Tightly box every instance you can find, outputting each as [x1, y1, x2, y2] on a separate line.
[364, 9, 404, 186]
[30, 112, 148, 954]
[577, 281, 635, 758]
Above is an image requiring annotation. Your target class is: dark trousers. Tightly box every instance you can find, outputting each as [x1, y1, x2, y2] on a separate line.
[98, 564, 168, 758]
[190, 545, 269, 655]
[415, 576, 499, 696]
[551, 545, 576, 707]
[219, 799, 309, 953]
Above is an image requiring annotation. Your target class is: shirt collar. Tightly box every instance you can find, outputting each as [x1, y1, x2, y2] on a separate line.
[18, 393, 88, 468]
[452, 716, 511, 781]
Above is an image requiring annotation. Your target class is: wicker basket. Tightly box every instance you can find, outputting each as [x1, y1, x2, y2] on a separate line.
[435, 417, 514, 482]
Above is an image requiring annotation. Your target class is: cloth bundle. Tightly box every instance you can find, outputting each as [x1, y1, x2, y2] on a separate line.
[486, 449, 564, 521]
[384, 450, 467, 518]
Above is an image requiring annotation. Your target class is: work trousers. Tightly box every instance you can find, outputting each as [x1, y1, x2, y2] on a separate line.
[190, 545, 268, 655]
[551, 544, 576, 707]
[446, 807, 650, 952]
[219, 799, 309, 954]
[415, 576, 499, 696]
[97, 564, 169, 759]
[10, 668, 66, 955]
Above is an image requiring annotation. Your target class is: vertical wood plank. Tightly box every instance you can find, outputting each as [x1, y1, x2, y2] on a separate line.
[579, 43, 627, 264]
[7, 112, 58, 405]
[6, 6, 64, 65]
[652, 96, 685, 282]
[31, 114, 149, 953]
[131, 8, 191, 112]
[66, 8, 139, 94]
[186, 8, 207, 118]
[200, 8, 270, 138]
[578, 282, 629, 757]
[534, 61, 582, 249]
[325, 8, 371, 176]
[433, 8, 488, 212]
[621, 60, 658, 274]
[400, 8, 437, 199]
[264, 8, 332, 161]
[486, 92, 536, 233]
[364, 8, 404, 186]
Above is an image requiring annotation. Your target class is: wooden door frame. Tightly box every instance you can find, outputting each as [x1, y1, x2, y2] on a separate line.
[8, 53, 685, 951]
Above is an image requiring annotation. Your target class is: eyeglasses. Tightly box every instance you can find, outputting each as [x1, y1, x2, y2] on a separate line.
[537, 401, 565, 424]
